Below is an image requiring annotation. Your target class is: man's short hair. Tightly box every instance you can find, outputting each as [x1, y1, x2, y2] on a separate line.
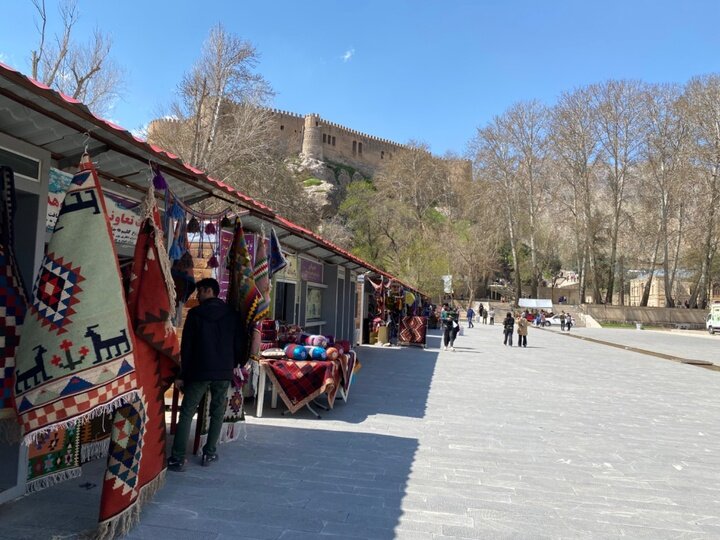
[196, 277, 220, 297]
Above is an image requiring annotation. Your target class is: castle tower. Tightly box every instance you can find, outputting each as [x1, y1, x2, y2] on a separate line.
[301, 114, 323, 161]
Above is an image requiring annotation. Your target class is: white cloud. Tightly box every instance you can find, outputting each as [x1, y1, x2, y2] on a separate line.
[341, 48, 355, 63]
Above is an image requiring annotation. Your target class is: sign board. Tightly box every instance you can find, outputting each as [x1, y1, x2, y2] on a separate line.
[357, 273, 365, 283]
[276, 254, 298, 281]
[300, 257, 323, 283]
[47, 167, 141, 246]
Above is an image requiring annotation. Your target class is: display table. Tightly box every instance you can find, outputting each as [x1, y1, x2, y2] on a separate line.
[256, 359, 340, 417]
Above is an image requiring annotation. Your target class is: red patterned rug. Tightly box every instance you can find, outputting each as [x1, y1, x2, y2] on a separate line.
[97, 188, 180, 539]
[263, 360, 339, 414]
[398, 316, 428, 347]
[0, 166, 28, 442]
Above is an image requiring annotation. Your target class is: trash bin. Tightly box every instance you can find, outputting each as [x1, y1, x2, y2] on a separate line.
[377, 326, 389, 344]
[635, 323, 643, 330]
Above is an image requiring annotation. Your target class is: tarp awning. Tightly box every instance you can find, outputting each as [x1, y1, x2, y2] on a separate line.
[518, 299, 553, 309]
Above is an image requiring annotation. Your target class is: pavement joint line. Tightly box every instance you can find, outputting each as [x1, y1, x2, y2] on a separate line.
[538, 327, 720, 372]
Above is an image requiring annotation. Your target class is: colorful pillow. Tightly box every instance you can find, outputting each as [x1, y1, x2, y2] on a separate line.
[304, 346, 327, 360]
[284, 344, 308, 360]
[304, 334, 328, 348]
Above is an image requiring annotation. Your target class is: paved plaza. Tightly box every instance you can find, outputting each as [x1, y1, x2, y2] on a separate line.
[2, 323, 720, 539]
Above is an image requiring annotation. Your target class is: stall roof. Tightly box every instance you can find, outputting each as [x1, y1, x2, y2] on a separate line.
[0, 62, 425, 297]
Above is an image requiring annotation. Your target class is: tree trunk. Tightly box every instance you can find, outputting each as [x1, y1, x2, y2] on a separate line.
[619, 255, 625, 306]
[640, 231, 661, 307]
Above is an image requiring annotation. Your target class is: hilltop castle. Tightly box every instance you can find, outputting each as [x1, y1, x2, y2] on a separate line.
[265, 109, 471, 180]
[149, 107, 470, 181]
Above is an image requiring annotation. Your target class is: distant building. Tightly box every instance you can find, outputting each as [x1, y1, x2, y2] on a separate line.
[628, 272, 692, 307]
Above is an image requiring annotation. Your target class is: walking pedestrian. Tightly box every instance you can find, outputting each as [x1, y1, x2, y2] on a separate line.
[503, 312, 515, 346]
[478, 303, 485, 324]
[516, 312, 528, 347]
[488, 307, 495, 325]
[560, 311, 566, 331]
[566, 313, 573, 332]
[169, 278, 243, 471]
[442, 304, 459, 351]
[466, 305, 475, 328]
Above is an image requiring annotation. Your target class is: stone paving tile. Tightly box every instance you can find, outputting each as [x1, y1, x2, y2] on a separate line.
[3, 324, 720, 538]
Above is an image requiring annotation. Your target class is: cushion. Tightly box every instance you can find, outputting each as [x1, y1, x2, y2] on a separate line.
[260, 348, 286, 359]
[284, 344, 308, 360]
[304, 346, 327, 360]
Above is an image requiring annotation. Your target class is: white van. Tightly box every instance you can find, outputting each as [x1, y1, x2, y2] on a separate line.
[707, 303, 720, 334]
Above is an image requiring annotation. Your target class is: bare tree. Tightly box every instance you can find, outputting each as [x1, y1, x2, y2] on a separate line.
[590, 80, 647, 304]
[685, 75, 720, 308]
[550, 86, 604, 303]
[642, 83, 689, 307]
[504, 100, 550, 298]
[30, 0, 123, 114]
[471, 117, 524, 303]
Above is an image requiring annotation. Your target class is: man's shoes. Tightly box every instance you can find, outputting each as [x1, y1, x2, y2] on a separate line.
[167, 457, 185, 472]
[201, 453, 219, 467]
[443, 346, 447, 351]
[451, 347, 456, 352]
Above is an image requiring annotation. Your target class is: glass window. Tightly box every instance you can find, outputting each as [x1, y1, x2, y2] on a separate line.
[306, 287, 323, 320]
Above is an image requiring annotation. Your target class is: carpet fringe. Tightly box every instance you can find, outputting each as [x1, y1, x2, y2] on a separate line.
[23, 390, 140, 447]
[80, 438, 110, 463]
[95, 470, 166, 540]
[0, 418, 21, 443]
[26, 465, 82, 493]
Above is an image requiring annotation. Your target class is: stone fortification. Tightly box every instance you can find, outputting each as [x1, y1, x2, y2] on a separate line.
[267, 109, 473, 182]
[150, 108, 470, 181]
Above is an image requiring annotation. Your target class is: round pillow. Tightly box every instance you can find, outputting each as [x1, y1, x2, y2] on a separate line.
[325, 347, 340, 361]
[284, 344, 308, 360]
[304, 334, 328, 348]
[304, 345, 327, 360]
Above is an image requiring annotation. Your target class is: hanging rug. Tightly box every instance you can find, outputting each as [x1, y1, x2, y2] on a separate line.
[13, 162, 138, 444]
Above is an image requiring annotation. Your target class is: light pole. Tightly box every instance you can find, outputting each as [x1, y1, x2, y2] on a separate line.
[357, 271, 371, 345]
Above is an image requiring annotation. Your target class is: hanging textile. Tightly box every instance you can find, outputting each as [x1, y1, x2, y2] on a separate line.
[79, 411, 113, 463]
[268, 227, 288, 278]
[227, 222, 269, 346]
[98, 187, 180, 539]
[13, 159, 138, 446]
[0, 167, 28, 442]
[26, 424, 81, 492]
[253, 234, 270, 302]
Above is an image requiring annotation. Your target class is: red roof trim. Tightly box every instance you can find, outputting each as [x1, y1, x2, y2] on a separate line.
[0, 62, 424, 296]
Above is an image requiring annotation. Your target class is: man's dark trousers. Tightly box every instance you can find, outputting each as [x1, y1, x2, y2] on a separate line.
[171, 380, 230, 461]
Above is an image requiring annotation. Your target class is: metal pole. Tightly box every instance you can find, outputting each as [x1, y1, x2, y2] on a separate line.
[358, 276, 366, 345]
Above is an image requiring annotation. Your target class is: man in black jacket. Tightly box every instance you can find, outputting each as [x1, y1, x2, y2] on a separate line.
[169, 278, 243, 471]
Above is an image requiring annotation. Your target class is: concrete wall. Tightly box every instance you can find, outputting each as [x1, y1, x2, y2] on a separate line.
[584, 305, 707, 326]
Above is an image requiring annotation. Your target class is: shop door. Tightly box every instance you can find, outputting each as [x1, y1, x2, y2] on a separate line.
[274, 281, 296, 324]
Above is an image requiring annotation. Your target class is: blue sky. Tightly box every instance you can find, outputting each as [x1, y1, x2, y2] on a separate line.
[2, 0, 720, 156]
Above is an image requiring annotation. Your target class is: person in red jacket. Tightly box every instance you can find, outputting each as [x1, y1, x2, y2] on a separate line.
[168, 278, 244, 471]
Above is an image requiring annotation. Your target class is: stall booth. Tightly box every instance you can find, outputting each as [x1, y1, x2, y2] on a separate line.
[0, 61, 420, 525]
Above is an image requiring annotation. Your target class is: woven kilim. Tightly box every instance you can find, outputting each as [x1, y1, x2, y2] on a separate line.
[26, 424, 80, 492]
[79, 411, 113, 463]
[263, 359, 339, 414]
[13, 160, 138, 445]
[0, 167, 28, 441]
[227, 222, 269, 333]
[398, 316, 428, 347]
[252, 234, 270, 302]
[98, 188, 180, 539]
[197, 366, 248, 452]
